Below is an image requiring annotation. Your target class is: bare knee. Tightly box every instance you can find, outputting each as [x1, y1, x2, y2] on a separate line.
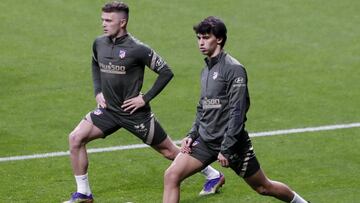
[250, 179, 274, 196]
[68, 130, 88, 150]
[164, 167, 181, 186]
[254, 185, 271, 196]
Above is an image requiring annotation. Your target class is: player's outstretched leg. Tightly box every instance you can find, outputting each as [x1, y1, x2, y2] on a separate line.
[63, 115, 104, 203]
[245, 169, 309, 203]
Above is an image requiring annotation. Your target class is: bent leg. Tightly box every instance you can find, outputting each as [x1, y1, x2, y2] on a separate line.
[153, 137, 222, 179]
[163, 153, 204, 203]
[151, 136, 180, 160]
[154, 135, 224, 196]
[244, 168, 295, 202]
[69, 113, 104, 175]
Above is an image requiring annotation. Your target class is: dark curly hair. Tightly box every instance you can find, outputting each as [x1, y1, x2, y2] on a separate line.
[193, 16, 227, 48]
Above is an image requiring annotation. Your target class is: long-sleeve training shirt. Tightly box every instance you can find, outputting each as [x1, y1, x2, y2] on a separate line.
[188, 51, 250, 158]
[91, 34, 173, 116]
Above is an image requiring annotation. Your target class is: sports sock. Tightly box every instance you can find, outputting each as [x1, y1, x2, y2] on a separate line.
[75, 173, 92, 196]
[201, 165, 220, 180]
[290, 191, 307, 203]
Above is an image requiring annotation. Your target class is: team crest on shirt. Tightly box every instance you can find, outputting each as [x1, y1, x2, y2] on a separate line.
[93, 108, 103, 115]
[119, 49, 126, 59]
[192, 140, 199, 146]
[212, 72, 218, 80]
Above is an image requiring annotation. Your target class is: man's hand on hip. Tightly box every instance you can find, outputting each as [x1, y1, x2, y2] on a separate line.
[96, 92, 107, 108]
[121, 94, 145, 114]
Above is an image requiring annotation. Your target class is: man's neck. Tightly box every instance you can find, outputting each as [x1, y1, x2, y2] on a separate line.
[207, 46, 222, 59]
[112, 30, 128, 42]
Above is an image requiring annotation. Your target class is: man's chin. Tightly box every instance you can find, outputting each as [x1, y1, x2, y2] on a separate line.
[104, 33, 118, 39]
[200, 50, 208, 55]
[103, 31, 113, 36]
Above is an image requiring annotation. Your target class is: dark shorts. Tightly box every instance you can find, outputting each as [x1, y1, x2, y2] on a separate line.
[190, 136, 260, 178]
[88, 108, 167, 146]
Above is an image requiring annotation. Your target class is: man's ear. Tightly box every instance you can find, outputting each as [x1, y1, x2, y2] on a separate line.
[217, 38, 223, 45]
[120, 19, 127, 28]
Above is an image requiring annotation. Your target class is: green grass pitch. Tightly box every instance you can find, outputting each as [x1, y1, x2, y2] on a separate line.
[0, 0, 359, 202]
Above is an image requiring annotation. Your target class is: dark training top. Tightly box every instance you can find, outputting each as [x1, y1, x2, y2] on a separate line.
[188, 51, 250, 159]
[91, 34, 173, 116]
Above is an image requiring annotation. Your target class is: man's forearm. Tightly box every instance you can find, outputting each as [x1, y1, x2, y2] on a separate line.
[143, 68, 173, 103]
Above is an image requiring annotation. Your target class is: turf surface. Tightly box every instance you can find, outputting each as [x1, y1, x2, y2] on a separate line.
[0, 0, 359, 202]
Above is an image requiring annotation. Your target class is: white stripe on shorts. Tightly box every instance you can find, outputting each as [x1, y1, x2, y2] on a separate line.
[146, 116, 155, 145]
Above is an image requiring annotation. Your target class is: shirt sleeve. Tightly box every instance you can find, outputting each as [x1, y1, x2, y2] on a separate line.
[187, 101, 202, 140]
[91, 40, 102, 96]
[141, 48, 174, 103]
[220, 65, 250, 158]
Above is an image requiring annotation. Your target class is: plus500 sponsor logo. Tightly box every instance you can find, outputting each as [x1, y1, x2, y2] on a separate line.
[99, 62, 126, 74]
[202, 98, 221, 109]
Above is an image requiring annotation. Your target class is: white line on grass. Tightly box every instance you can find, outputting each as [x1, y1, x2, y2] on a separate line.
[1, 122, 359, 163]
